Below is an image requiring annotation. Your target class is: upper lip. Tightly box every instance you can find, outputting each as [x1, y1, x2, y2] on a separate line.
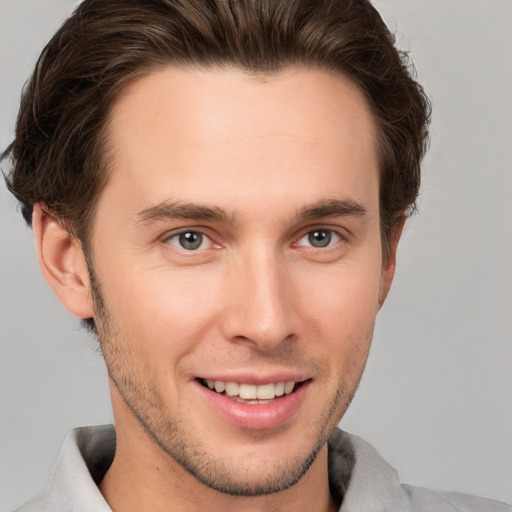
[196, 372, 312, 385]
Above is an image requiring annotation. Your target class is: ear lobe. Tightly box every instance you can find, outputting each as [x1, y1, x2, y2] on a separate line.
[379, 216, 406, 307]
[32, 203, 94, 319]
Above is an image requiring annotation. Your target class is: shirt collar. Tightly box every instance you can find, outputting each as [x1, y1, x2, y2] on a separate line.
[24, 424, 407, 512]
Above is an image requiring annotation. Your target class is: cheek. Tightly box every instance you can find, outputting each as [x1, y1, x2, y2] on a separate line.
[297, 260, 383, 332]
[294, 257, 382, 375]
[97, 263, 224, 356]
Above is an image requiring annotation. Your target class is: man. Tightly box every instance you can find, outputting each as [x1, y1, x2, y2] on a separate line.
[1, 0, 510, 511]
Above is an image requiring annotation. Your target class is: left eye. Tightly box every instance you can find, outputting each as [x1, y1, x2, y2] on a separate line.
[166, 231, 211, 251]
[297, 229, 341, 248]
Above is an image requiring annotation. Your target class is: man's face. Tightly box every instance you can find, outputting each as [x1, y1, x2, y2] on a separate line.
[88, 67, 390, 495]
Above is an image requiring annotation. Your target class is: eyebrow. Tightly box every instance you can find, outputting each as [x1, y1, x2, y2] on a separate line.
[295, 198, 367, 222]
[135, 198, 366, 226]
[135, 201, 234, 225]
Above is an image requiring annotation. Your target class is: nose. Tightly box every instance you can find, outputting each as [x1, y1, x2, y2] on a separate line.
[219, 248, 297, 350]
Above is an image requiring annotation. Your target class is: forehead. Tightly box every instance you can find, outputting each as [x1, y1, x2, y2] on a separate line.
[100, 66, 379, 222]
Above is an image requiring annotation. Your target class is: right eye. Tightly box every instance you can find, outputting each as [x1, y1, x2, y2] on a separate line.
[165, 231, 212, 251]
[296, 228, 342, 249]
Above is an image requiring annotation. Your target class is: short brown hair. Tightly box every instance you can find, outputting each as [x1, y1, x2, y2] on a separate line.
[3, 0, 430, 260]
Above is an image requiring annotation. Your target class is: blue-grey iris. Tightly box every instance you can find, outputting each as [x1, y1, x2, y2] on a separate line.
[308, 230, 331, 248]
[179, 231, 203, 250]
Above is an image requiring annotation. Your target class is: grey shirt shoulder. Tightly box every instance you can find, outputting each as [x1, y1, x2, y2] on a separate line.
[329, 429, 510, 512]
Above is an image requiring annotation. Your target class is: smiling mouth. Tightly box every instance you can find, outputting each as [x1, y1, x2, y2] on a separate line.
[199, 378, 306, 404]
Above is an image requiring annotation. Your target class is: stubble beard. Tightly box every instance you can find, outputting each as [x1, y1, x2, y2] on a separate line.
[87, 264, 364, 497]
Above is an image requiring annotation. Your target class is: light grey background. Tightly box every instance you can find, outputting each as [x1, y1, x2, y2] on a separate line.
[1, 0, 511, 510]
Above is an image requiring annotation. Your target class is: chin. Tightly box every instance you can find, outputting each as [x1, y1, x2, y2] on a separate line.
[171, 438, 326, 497]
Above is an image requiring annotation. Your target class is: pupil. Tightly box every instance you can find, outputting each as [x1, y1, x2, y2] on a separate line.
[308, 230, 331, 247]
[179, 232, 202, 250]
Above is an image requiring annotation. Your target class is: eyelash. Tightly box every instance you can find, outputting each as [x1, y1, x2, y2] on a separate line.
[163, 226, 345, 252]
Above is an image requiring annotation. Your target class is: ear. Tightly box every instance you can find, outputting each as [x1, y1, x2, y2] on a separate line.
[32, 203, 94, 319]
[379, 216, 406, 307]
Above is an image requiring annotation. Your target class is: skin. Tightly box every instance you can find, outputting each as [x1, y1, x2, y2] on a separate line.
[33, 67, 403, 512]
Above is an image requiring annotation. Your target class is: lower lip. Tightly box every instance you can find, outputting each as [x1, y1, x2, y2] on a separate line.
[195, 380, 310, 430]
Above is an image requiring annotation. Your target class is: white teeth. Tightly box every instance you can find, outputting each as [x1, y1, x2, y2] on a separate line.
[275, 382, 285, 396]
[214, 381, 225, 393]
[225, 382, 239, 397]
[256, 383, 276, 399]
[206, 379, 300, 401]
[239, 384, 257, 400]
[284, 381, 295, 394]
[235, 397, 274, 405]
